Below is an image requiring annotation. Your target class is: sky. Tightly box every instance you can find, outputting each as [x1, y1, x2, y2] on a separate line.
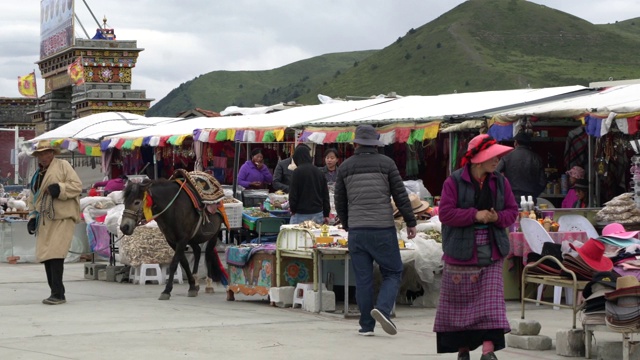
[1, 0, 638, 107]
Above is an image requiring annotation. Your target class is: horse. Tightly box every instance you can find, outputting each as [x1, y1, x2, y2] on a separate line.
[120, 178, 228, 300]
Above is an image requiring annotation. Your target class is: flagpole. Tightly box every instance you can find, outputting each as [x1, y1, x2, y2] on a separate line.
[32, 69, 40, 106]
[82, 55, 87, 118]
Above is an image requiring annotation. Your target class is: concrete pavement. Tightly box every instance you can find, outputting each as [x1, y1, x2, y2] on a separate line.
[0, 261, 618, 359]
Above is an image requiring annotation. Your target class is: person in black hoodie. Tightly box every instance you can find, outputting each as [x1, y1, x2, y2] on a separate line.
[288, 144, 330, 225]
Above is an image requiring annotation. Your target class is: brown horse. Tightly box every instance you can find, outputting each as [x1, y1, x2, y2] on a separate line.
[120, 179, 228, 300]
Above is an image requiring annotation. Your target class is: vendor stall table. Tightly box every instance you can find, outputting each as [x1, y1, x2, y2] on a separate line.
[227, 243, 314, 297]
[316, 247, 359, 317]
[1, 220, 91, 263]
[0, 219, 32, 263]
[509, 231, 588, 263]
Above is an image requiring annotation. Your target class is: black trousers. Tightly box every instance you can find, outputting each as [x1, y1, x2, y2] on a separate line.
[43, 259, 65, 300]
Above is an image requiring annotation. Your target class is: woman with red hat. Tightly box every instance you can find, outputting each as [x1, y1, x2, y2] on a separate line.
[434, 134, 519, 360]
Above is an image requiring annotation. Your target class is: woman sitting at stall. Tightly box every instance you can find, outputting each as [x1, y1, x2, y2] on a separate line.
[237, 148, 273, 189]
[320, 148, 340, 186]
[561, 166, 585, 208]
[571, 179, 589, 208]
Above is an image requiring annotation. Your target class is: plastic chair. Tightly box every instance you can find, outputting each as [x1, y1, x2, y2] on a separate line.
[519, 218, 553, 255]
[519, 218, 570, 309]
[255, 217, 287, 243]
[536, 197, 555, 209]
[557, 215, 599, 239]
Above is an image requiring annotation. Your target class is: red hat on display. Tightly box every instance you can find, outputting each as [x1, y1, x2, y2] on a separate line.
[602, 223, 640, 239]
[569, 239, 613, 272]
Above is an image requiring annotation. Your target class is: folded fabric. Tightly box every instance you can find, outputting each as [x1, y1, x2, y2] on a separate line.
[226, 246, 252, 266]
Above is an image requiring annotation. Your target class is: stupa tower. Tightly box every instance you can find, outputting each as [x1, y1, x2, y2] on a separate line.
[34, 2, 152, 134]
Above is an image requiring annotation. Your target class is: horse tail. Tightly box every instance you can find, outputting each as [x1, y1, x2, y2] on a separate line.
[210, 250, 229, 286]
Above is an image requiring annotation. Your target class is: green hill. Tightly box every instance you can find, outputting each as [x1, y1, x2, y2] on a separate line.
[147, 0, 640, 115]
[145, 51, 377, 116]
[297, 0, 640, 103]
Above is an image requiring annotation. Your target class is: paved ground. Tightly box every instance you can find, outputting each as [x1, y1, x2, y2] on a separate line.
[0, 261, 621, 360]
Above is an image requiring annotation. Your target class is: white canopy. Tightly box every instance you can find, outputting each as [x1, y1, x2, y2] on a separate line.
[103, 117, 224, 139]
[296, 85, 587, 127]
[102, 99, 396, 144]
[490, 84, 640, 121]
[29, 112, 181, 143]
[219, 103, 288, 116]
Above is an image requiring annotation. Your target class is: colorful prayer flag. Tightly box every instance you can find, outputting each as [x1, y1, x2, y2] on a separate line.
[17, 72, 37, 98]
[67, 57, 85, 85]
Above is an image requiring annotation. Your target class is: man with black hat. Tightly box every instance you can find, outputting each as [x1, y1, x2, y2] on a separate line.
[334, 124, 417, 337]
[497, 132, 546, 203]
[27, 143, 83, 305]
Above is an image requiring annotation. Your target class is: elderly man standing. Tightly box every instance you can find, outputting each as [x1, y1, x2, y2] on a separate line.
[27, 143, 82, 305]
[334, 124, 417, 337]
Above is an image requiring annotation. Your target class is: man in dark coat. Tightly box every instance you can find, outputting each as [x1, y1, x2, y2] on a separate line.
[497, 132, 546, 203]
[334, 124, 416, 337]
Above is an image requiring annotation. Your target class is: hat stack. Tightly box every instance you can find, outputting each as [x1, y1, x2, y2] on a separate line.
[604, 275, 640, 331]
[391, 193, 429, 218]
[597, 223, 640, 276]
[598, 223, 640, 247]
[580, 271, 619, 325]
[526, 242, 563, 275]
[561, 239, 613, 281]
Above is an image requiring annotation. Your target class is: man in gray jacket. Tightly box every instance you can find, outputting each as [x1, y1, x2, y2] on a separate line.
[334, 124, 417, 337]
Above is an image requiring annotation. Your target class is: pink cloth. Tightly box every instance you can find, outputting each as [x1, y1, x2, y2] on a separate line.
[561, 189, 578, 208]
[508, 231, 588, 263]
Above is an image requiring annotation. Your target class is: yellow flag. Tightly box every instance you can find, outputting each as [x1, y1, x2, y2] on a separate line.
[17, 73, 37, 98]
[67, 57, 85, 85]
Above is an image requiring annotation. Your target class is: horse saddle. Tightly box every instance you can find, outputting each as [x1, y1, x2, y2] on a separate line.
[171, 169, 225, 205]
[170, 169, 230, 231]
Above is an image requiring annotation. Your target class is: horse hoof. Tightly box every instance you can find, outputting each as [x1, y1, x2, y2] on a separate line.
[187, 290, 199, 297]
[226, 290, 235, 301]
[205, 287, 214, 294]
[158, 293, 171, 301]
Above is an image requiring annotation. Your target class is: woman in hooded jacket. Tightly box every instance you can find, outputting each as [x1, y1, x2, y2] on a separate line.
[288, 145, 330, 225]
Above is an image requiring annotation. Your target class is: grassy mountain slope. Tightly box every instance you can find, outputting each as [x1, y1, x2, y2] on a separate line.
[146, 51, 377, 116]
[602, 17, 640, 39]
[148, 0, 640, 114]
[297, 0, 640, 103]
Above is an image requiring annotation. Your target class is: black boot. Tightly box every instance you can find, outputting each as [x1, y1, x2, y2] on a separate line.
[43, 259, 66, 305]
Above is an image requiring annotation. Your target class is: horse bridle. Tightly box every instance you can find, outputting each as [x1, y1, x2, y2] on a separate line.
[122, 206, 144, 225]
[121, 181, 187, 227]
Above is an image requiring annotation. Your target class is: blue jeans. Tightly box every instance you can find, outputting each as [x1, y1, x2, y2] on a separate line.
[348, 227, 402, 331]
[289, 212, 323, 225]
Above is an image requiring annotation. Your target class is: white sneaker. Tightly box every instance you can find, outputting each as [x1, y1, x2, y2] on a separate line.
[371, 308, 397, 335]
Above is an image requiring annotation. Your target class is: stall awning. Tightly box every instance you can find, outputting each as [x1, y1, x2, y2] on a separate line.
[490, 84, 640, 121]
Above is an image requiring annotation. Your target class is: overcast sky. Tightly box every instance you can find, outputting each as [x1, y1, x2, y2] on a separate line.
[1, 0, 638, 106]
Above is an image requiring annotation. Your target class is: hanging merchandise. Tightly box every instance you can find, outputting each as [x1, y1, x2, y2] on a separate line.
[564, 126, 588, 170]
[406, 143, 419, 177]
